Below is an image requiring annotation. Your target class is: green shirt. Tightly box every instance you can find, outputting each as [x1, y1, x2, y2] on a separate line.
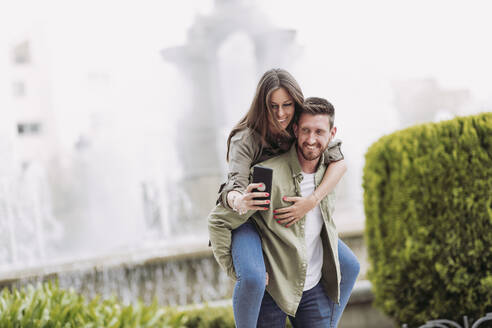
[208, 143, 340, 316]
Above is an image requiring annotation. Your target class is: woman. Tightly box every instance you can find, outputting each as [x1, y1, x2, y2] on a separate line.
[218, 69, 359, 327]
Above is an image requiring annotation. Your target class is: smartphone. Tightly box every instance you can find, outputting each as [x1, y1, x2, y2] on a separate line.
[252, 166, 273, 208]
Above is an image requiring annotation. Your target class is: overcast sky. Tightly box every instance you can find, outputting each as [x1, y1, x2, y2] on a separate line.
[2, 0, 492, 91]
[1, 0, 491, 152]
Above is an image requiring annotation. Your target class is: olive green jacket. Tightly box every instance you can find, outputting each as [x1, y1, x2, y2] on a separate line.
[208, 144, 340, 316]
[218, 128, 344, 209]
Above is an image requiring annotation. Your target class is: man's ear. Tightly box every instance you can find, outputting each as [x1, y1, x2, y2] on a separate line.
[293, 123, 298, 137]
[330, 126, 337, 139]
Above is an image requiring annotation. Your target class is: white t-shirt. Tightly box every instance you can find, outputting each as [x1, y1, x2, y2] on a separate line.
[300, 172, 324, 291]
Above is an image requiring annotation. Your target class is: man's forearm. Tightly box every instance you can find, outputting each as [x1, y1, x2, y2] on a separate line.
[312, 159, 347, 202]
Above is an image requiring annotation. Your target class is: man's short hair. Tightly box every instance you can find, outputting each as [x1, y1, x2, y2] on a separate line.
[302, 97, 335, 128]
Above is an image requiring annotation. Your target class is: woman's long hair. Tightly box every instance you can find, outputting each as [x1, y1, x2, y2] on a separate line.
[226, 68, 305, 161]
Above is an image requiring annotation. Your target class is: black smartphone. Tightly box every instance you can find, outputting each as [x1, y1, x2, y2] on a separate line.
[252, 166, 273, 208]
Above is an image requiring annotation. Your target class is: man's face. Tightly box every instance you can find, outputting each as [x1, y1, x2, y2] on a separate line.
[294, 113, 336, 161]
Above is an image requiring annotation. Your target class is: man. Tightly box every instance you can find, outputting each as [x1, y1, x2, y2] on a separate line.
[209, 97, 356, 327]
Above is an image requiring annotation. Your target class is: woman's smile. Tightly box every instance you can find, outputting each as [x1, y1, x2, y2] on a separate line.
[270, 87, 295, 130]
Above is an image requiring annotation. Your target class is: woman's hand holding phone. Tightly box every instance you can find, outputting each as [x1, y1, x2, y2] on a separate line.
[229, 183, 270, 215]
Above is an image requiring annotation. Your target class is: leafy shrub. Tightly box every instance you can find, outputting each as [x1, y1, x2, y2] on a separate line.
[0, 281, 299, 327]
[0, 281, 188, 327]
[0, 281, 239, 328]
[363, 113, 492, 326]
[182, 306, 234, 328]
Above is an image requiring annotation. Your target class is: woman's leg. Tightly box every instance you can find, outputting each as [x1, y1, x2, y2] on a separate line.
[231, 219, 266, 328]
[330, 239, 360, 326]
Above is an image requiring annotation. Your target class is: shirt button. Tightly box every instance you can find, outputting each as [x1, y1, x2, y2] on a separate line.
[302, 263, 307, 267]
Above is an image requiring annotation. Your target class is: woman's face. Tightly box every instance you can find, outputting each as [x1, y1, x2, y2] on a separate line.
[269, 87, 295, 131]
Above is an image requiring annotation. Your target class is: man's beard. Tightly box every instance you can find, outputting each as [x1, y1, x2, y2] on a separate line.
[298, 141, 328, 161]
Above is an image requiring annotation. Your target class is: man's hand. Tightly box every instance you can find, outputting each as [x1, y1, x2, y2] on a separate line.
[273, 194, 318, 227]
[266, 272, 269, 286]
[227, 183, 270, 214]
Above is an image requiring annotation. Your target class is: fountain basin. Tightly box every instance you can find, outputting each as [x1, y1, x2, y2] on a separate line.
[0, 235, 233, 306]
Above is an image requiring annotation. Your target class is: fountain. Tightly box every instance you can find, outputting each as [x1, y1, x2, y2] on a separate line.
[0, 163, 62, 271]
[161, 0, 300, 231]
[0, 0, 301, 307]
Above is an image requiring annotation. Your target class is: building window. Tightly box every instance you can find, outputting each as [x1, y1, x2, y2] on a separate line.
[17, 122, 42, 136]
[13, 41, 30, 65]
[13, 81, 26, 97]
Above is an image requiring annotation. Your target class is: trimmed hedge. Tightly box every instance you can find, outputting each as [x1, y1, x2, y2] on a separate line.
[0, 281, 235, 328]
[363, 113, 492, 326]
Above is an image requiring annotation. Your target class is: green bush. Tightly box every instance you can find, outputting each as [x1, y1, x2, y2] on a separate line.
[0, 282, 239, 328]
[363, 113, 492, 326]
[0, 281, 298, 327]
[181, 306, 234, 328]
[0, 281, 187, 327]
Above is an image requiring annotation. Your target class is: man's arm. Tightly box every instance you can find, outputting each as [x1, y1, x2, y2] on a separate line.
[208, 205, 255, 280]
[311, 159, 347, 202]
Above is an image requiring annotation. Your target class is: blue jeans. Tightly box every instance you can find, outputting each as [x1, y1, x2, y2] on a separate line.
[231, 220, 267, 328]
[231, 220, 360, 328]
[258, 281, 334, 328]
